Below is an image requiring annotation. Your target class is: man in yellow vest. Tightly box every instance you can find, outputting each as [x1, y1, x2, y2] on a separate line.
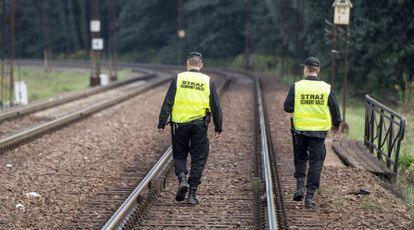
[284, 57, 341, 208]
[158, 52, 222, 205]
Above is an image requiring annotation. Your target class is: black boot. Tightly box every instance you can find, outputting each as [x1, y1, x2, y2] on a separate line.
[293, 178, 305, 201]
[175, 173, 189, 201]
[187, 187, 199, 205]
[304, 189, 315, 209]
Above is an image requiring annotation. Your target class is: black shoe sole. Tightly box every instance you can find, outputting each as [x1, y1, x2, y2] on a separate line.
[187, 199, 199, 205]
[305, 204, 315, 209]
[293, 194, 304, 201]
[175, 184, 189, 201]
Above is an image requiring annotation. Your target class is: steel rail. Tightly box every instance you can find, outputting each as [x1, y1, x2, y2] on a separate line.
[254, 76, 278, 229]
[0, 75, 172, 154]
[223, 69, 280, 229]
[102, 147, 173, 230]
[0, 67, 156, 122]
[102, 71, 230, 230]
[0, 73, 155, 122]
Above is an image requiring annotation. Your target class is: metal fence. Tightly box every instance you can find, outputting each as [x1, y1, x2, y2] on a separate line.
[364, 95, 406, 176]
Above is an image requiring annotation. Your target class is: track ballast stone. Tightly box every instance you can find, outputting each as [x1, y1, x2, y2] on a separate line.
[138, 77, 257, 229]
[261, 74, 412, 229]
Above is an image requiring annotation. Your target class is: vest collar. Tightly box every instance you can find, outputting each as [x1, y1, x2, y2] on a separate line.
[188, 69, 200, 72]
[305, 76, 320, 81]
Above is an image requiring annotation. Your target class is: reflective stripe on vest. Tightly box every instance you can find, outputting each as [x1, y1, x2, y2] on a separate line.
[172, 72, 211, 123]
[293, 79, 332, 131]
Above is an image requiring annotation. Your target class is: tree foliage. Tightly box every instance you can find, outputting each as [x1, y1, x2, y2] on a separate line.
[0, 0, 412, 96]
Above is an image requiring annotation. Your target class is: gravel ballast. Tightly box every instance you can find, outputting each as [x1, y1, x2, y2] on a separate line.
[262, 74, 412, 229]
[0, 83, 170, 229]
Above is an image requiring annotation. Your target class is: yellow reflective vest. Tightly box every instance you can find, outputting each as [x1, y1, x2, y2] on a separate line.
[293, 79, 332, 131]
[172, 71, 211, 123]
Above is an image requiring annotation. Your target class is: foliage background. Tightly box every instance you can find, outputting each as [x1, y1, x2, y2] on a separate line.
[0, 0, 413, 100]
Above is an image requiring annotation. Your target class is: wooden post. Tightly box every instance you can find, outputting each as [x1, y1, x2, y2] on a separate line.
[0, 0, 5, 109]
[342, 25, 349, 123]
[331, 25, 338, 89]
[9, 0, 15, 106]
[109, 0, 117, 81]
[90, 0, 101, 86]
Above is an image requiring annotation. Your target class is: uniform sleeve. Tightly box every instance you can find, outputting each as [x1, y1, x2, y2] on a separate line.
[157, 76, 177, 129]
[283, 85, 295, 113]
[209, 79, 222, 133]
[328, 90, 342, 127]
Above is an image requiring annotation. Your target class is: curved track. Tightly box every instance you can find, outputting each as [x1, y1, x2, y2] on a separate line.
[0, 63, 174, 154]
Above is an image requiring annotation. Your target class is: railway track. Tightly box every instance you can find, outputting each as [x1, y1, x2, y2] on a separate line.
[2, 63, 411, 229]
[0, 64, 177, 154]
[0, 69, 155, 123]
[64, 69, 229, 229]
[0, 63, 189, 229]
[101, 70, 287, 229]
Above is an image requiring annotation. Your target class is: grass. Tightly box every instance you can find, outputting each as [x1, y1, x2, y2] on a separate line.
[0, 66, 134, 104]
[360, 198, 380, 211]
[345, 100, 414, 219]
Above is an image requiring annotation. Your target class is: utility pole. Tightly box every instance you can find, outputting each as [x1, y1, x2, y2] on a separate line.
[108, 0, 117, 81]
[342, 26, 349, 123]
[332, 0, 352, 132]
[90, 0, 101, 86]
[177, 0, 185, 65]
[330, 25, 338, 89]
[42, 0, 51, 72]
[244, 0, 253, 70]
[0, 0, 6, 109]
[9, 0, 15, 106]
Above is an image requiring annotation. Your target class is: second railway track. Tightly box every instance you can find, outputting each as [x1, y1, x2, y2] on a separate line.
[0, 66, 174, 154]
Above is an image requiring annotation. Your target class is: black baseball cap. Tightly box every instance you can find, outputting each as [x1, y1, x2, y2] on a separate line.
[187, 52, 202, 60]
[300, 57, 320, 67]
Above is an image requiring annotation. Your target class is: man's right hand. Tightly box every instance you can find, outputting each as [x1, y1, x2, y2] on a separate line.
[331, 126, 339, 134]
[158, 128, 165, 134]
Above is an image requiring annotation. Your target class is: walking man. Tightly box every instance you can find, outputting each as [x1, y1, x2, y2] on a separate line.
[158, 52, 222, 205]
[283, 57, 341, 208]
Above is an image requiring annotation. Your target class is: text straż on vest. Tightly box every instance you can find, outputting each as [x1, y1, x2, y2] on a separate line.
[300, 93, 325, 105]
[180, 81, 205, 91]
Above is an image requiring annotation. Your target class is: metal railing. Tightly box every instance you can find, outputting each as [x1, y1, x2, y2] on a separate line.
[364, 95, 406, 176]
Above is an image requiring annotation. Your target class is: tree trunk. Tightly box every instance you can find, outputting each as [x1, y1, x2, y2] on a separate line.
[67, 0, 80, 52]
[78, 0, 89, 58]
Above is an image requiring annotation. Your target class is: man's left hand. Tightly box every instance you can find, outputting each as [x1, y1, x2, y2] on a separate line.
[215, 132, 221, 139]
[158, 128, 165, 134]
[331, 126, 339, 134]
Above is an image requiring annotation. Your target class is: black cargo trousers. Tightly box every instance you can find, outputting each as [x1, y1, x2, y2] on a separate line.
[293, 134, 326, 191]
[172, 119, 209, 188]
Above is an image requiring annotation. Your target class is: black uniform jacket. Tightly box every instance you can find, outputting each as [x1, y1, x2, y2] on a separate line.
[158, 69, 223, 133]
[283, 76, 342, 139]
